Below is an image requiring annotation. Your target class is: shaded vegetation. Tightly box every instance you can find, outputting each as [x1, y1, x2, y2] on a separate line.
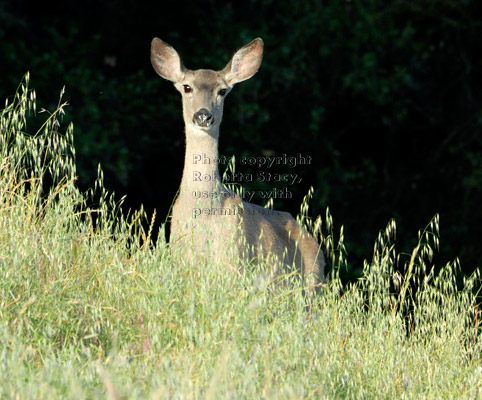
[1, 0, 481, 278]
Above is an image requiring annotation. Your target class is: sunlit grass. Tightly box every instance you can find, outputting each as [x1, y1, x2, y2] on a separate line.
[0, 75, 481, 399]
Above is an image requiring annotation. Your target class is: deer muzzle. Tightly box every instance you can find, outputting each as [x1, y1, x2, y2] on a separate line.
[193, 108, 213, 127]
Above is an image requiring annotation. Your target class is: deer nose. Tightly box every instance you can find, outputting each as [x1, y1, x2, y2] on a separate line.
[193, 108, 213, 127]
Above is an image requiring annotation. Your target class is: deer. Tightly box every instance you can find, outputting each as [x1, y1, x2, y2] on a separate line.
[150, 37, 324, 292]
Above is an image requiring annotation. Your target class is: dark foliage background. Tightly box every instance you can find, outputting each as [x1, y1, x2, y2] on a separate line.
[2, 0, 481, 279]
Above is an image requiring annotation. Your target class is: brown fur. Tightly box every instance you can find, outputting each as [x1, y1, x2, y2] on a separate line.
[151, 37, 324, 291]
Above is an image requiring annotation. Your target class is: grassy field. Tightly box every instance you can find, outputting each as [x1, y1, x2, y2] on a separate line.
[1, 76, 481, 399]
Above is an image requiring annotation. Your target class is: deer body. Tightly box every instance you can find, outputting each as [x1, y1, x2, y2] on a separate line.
[151, 38, 324, 290]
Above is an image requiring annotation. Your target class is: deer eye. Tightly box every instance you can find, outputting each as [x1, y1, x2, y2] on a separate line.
[218, 89, 227, 97]
[183, 85, 192, 93]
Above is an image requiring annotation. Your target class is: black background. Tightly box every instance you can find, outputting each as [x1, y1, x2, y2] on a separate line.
[2, 0, 482, 280]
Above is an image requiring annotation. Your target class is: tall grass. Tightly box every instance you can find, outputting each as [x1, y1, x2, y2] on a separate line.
[0, 76, 481, 399]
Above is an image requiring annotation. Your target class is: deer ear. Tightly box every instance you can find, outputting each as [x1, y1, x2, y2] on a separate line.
[151, 38, 186, 82]
[223, 38, 263, 86]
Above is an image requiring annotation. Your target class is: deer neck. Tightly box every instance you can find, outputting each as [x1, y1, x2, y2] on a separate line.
[179, 125, 224, 199]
